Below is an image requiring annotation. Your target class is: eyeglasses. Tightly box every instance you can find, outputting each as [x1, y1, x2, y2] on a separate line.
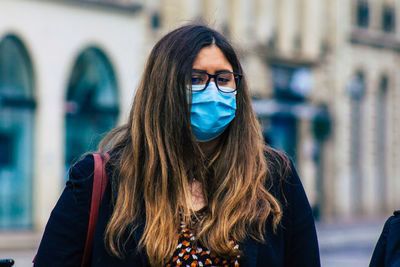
[191, 70, 242, 93]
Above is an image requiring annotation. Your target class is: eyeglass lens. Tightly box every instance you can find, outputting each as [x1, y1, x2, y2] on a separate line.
[191, 72, 237, 92]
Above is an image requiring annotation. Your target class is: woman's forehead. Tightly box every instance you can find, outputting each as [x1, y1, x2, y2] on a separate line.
[192, 46, 233, 73]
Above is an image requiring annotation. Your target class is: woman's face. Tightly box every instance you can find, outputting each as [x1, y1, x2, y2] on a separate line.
[192, 45, 233, 76]
[190, 45, 236, 151]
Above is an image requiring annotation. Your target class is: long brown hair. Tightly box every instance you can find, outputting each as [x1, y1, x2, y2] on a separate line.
[98, 24, 283, 266]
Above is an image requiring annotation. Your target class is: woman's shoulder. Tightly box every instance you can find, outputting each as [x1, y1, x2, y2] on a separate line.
[68, 154, 95, 184]
[264, 148, 291, 178]
[264, 147, 318, 246]
[264, 148, 292, 187]
[67, 153, 115, 196]
[64, 154, 97, 203]
[263, 147, 304, 204]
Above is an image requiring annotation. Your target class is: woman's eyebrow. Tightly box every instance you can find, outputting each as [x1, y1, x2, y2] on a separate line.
[192, 69, 207, 72]
[215, 69, 233, 73]
[192, 68, 233, 73]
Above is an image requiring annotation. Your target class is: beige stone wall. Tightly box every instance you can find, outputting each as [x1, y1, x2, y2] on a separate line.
[327, 0, 400, 219]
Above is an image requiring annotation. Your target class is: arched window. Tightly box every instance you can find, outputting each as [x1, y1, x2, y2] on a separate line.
[375, 75, 388, 208]
[0, 35, 35, 229]
[356, 0, 370, 28]
[65, 48, 119, 168]
[348, 71, 366, 214]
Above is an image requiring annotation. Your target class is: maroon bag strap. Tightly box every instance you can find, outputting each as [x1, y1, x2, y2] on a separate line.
[81, 153, 110, 267]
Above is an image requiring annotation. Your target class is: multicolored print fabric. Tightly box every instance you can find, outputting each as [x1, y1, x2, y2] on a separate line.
[166, 226, 240, 267]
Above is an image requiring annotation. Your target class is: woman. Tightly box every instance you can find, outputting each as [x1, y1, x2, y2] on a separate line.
[34, 24, 320, 266]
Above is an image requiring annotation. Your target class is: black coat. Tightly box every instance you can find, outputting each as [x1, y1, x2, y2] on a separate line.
[34, 155, 320, 266]
[370, 210, 400, 267]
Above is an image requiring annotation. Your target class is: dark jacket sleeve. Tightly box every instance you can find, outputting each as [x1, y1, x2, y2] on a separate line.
[282, 161, 321, 267]
[34, 155, 95, 267]
[370, 210, 400, 267]
[369, 216, 390, 267]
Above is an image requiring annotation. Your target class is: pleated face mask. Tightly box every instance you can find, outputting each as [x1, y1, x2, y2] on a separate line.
[189, 82, 236, 142]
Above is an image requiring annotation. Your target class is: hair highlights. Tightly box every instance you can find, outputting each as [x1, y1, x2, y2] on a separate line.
[99, 24, 284, 266]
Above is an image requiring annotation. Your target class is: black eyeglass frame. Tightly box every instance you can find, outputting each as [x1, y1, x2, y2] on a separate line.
[191, 70, 243, 93]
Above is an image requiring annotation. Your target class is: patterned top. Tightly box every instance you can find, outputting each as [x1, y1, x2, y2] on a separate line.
[166, 211, 240, 267]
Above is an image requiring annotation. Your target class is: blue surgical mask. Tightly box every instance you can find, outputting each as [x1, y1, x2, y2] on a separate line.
[189, 82, 236, 142]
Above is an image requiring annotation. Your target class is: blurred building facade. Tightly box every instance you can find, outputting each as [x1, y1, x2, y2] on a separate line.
[0, 0, 399, 235]
[0, 0, 148, 230]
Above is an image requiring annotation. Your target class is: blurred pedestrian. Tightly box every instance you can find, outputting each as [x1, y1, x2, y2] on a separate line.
[34, 24, 320, 266]
[370, 210, 400, 266]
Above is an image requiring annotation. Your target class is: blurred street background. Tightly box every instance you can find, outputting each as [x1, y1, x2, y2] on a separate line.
[1, 0, 399, 265]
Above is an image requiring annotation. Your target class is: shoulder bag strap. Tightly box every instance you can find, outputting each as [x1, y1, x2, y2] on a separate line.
[81, 153, 110, 267]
